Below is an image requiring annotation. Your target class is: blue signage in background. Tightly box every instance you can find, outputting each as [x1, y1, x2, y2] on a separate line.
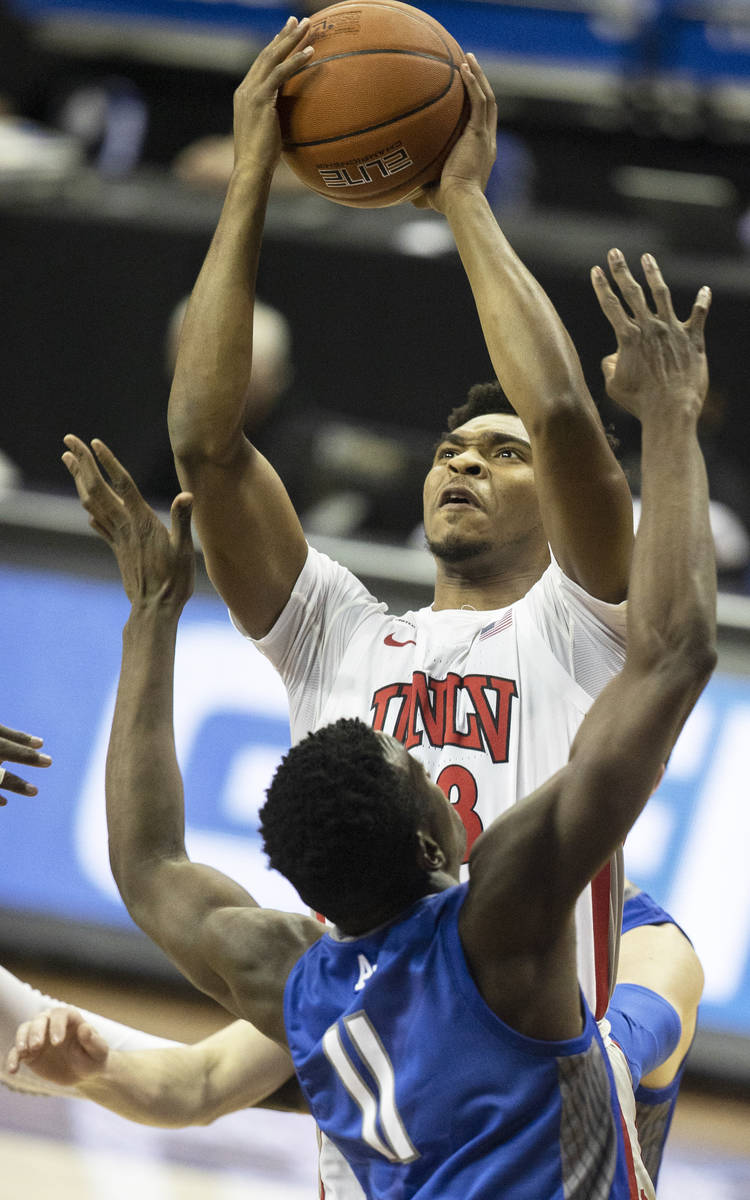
[0, 561, 302, 926]
[2, 559, 749, 1040]
[625, 672, 750, 1038]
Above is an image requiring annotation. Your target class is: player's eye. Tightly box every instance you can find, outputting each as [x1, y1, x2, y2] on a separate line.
[437, 447, 456, 460]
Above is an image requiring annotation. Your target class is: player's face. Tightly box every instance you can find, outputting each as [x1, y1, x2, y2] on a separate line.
[377, 733, 466, 878]
[422, 414, 543, 565]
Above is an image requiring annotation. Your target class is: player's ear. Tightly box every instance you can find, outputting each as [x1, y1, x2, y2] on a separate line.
[416, 831, 446, 873]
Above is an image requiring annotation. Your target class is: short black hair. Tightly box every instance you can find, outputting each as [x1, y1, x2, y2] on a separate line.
[444, 379, 620, 454]
[259, 718, 428, 925]
[445, 381, 516, 432]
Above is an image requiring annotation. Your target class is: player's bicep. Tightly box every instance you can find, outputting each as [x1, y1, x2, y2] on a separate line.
[178, 438, 308, 638]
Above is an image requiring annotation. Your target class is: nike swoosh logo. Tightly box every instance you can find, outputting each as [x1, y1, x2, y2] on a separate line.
[384, 634, 417, 648]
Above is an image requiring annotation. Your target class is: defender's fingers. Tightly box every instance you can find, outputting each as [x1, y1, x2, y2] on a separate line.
[0, 736, 51, 766]
[0, 768, 39, 797]
[641, 254, 677, 322]
[686, 285, 712, 342]
[0, 724, 44, 749]
[591, 266, 639, 339]
[90, 439, 143, 504]
[600, 354, 617, 384]
[8, 1018, 35, 1066]
[170, 492, 194, 548]
[61, 435, 101, 489]
[48, 1008, 76, 1047]
[607, 248, 650, 319]
[62, 436, 121, 524]
[25, 1013, 52, 1052]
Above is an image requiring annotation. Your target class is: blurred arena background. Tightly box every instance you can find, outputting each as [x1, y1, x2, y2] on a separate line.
[2, 0, 750, 1196]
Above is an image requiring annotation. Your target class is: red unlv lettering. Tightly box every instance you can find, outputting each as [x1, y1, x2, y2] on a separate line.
[370, 672, 517, 764]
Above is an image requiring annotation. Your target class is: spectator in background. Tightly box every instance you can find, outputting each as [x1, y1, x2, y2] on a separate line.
[151, 292, 432, 540]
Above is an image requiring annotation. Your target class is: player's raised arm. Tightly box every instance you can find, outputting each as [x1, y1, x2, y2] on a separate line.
[461, 255, 716, 1031]
[168, 20, 313, 639]
[427, 55, 633, 602]
[63, 436, 322, 1042]
[7, 1009, 304, 1123]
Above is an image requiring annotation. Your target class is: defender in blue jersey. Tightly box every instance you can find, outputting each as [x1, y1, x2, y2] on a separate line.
[54, 251, 714, 1198]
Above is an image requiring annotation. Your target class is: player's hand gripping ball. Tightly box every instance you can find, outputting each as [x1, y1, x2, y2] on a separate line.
[278, 0, 469, 207]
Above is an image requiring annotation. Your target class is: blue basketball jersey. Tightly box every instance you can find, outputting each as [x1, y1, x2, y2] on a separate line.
[284, 884, 641, 1199]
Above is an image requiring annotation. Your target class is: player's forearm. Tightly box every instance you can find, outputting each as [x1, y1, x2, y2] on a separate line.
[106, 603, 187, 905]
[168, 167, 272, 467]
[77, 1046, 217, 1128]
[442, 189, 590, 420]
[628, 408, 716, 681]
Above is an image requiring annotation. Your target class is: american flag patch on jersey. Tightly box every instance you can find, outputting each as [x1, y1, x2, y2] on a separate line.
[479, 612, 513, 641]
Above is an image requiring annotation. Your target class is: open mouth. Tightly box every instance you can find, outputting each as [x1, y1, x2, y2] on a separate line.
[439, 488, 479, 509]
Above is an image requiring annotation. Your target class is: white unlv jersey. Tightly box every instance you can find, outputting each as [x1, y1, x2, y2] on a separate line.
[246, 545, 628, 1199]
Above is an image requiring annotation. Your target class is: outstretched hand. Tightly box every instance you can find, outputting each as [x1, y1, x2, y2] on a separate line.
[413, 53, 497, 212]
[62, 436, 195, 612]
[6, 1007, 109, 1087]
[232, 16, 313, 179]
[591, 249, 711, 423]
[0, 725, 51, 805]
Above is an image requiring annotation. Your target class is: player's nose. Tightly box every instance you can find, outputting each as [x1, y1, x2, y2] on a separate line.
[448, 450, 485, 476]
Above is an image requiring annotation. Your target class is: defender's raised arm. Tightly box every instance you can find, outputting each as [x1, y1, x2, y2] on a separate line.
[461, 254, 716, 1033]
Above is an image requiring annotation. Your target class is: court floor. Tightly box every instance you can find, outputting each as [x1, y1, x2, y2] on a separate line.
[2, 965, 749, 1199]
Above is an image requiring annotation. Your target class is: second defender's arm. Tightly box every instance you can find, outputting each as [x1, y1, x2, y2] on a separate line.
[7, 1010, 305, 1123]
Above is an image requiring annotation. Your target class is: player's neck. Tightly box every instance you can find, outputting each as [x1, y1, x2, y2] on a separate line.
[336, 874, 456, 938]
[432, 561, 547, 612]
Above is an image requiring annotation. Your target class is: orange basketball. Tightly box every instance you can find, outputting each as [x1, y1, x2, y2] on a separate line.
[278, 0, 469, 208]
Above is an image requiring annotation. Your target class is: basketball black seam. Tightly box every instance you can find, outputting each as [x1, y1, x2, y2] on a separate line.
[282, 59, 461, 149]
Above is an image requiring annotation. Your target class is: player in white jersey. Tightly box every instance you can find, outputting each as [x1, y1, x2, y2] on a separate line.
[162, 31, 634, 1190]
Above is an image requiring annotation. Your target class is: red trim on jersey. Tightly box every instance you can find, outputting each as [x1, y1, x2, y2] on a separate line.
[618, 1104, 642, 1199]
[591, 861, 612, 1020]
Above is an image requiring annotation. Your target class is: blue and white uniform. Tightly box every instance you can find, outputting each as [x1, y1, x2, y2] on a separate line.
[285, 884, 650, 1200]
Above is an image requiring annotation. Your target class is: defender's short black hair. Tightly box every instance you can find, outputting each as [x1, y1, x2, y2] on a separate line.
[444, 379, 619, 454]
[259, 718, 428, 925]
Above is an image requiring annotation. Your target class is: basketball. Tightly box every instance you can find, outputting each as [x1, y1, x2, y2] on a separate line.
[277, 0, 469, 208]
